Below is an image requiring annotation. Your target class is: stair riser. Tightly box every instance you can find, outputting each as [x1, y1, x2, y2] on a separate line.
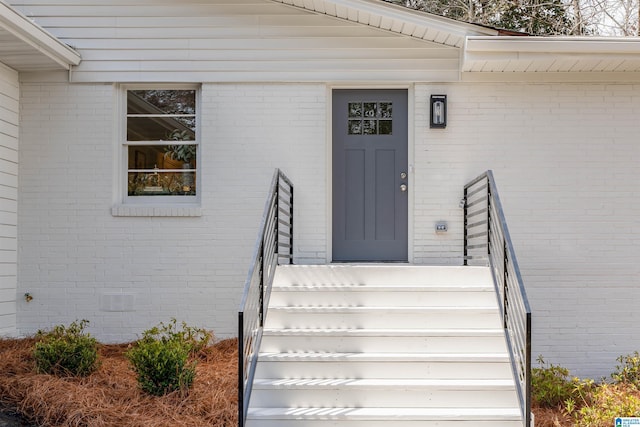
[254, 360, 513, 380]
[250, 388, 519, 408]
[246, 419, 523, 427]
[260, 334, 507, 354]
[273, 265, 493, 287]
[265, 311, 502, 329]
[269, 290, 496, 307]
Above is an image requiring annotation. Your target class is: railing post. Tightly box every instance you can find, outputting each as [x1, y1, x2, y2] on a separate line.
[503, 240, 509, 329]
[463, 186, 468, 266]
[486, 176, 491, 260]
[275, 175, 280, 261]
[237, 312, 244, 427]
[258, 242, 264, 328]
[289, 185, 294, 264]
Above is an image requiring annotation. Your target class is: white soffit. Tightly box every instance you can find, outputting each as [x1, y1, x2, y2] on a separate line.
[0, 1, 80, 71]
[464, 36, 640, 73]
[269, 0, 497, 48]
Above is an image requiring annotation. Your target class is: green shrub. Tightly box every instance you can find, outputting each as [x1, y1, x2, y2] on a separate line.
[126, 319, 211, 396]
[531, 355, 581, 408]
[33, 319, 99, 377]
[612, 351, 640, 388]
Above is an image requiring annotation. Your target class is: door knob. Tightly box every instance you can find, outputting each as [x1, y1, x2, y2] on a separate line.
[400, 184, 408, 192]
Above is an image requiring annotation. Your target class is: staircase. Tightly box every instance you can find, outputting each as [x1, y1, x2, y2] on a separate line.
[245, 265, 523, 427]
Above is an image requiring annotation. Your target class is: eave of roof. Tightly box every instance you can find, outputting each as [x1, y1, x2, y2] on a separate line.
[269, 0, 497, 48]
[0, 0, 81, 71]
[464, 36, 640, 74]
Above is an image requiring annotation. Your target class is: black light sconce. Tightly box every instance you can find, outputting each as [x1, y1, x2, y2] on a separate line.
[430, 95, 447, 128]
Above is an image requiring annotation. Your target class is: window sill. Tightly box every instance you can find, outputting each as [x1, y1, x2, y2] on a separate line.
[111, 204, 202, 217]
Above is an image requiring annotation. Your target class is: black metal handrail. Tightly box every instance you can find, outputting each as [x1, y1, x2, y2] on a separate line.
[463, 170, 532, 427]
[238, 169, 293, 427]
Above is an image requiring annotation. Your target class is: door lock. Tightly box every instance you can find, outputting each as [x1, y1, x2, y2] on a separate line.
[400, 172, 407, 179]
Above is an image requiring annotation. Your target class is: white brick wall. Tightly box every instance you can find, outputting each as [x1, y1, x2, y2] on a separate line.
[0, 62, 18, 337]
[413, 82, 640, 378]
[17, 79, 640, 378]
[18, 82, 326, 342]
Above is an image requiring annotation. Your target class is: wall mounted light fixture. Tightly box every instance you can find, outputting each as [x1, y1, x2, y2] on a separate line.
[430, 95, 447, 128]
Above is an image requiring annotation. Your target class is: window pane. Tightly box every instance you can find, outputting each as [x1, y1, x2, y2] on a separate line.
[348, 102, 362, 118]
[363, 119, 377, 135]
[363, 103, 377, 118]
[379, 120, 392, 135]
[127, 90, 196, 115]
[127, 117, 195, 141]
[128, 171, 196, 196]
[348, 120, 362, 135]
[379, 102, 392, 118]
[128, 145, 197, 169]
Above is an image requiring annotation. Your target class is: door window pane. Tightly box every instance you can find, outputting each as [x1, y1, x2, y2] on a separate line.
[347, 101, 392, 135]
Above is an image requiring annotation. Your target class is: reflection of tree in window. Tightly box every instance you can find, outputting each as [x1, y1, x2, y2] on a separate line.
[126, 89, 197, 197]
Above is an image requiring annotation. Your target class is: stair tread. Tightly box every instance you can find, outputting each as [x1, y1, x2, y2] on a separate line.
[247, 406, 522, 420]
[258, 352, 509, 362]
[263, 328, 504, 336]
[253, 378, 516, 389]
[269, 306, 498, 312]
[273, 284, 493, 291]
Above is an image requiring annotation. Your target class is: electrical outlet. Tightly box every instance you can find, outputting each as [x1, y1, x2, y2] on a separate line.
[435, 221, 448, 232]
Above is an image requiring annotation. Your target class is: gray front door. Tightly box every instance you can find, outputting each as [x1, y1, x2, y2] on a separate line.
[332, 89, 408, 262]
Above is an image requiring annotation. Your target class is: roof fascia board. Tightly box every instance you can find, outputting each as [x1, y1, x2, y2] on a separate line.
[466, 36, 640, 54]
[0, 1, 80, 70]
[272, 0, 497, 45]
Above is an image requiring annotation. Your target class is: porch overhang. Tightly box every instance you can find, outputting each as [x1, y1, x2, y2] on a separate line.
[463, 36, 640, 76]
[0, 1, 80, 71]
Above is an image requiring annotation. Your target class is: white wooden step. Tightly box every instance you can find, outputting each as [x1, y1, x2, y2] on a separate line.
[273, 265, 494, 287]
[265, 306, 502, 329]
[246, 407, 523, 427]
[261, 328, 507, 353]
[269, 285, 496, 307]
[248, 265, 523, 426]
[251, 378, 518, 407]
[255, 352, 513, 379]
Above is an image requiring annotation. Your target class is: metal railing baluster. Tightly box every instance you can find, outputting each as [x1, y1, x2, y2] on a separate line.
[463, 170, 532, 427]
[237, 169, 294, 427]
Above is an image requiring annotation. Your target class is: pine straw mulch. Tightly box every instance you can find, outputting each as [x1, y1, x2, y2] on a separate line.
[0, 335, 598, 427]
[0, 337, 237, 427]
[532, 407, 574, 427]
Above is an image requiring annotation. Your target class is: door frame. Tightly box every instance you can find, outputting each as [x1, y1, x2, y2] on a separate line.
[326, 84, 415, 263]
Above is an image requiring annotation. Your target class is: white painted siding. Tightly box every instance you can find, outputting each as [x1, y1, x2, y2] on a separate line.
[11, 0, 460, 83]
[413, 82, 640, 378]
[18, 81, 326, 343]
[0, 62, 18, 337]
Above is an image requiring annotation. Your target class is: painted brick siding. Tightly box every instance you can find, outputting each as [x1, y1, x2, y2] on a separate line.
[414, 82, 640, 378]
[0, 63, 19, 337]
[17, 79, 640, 379]
[18, 81, 326, 343]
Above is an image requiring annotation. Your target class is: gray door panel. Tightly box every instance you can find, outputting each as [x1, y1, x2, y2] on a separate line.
[332, 89, 408, 262]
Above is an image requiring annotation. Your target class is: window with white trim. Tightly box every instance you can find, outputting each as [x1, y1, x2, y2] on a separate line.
[124, 87, 199, 203]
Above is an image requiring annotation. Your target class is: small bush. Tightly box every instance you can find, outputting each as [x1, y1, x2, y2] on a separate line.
[33, 319, 99, 377]
[531, 355, 583, 408]
[126, 319, 212, 396]
[612, 351, 640, 388]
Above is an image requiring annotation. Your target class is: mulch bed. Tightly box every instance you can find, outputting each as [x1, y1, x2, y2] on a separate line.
[0, 337, 237, 427]
[0, 335, 587, 426]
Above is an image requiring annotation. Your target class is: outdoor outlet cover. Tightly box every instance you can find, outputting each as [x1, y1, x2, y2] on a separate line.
[435, 221, 448, 233]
